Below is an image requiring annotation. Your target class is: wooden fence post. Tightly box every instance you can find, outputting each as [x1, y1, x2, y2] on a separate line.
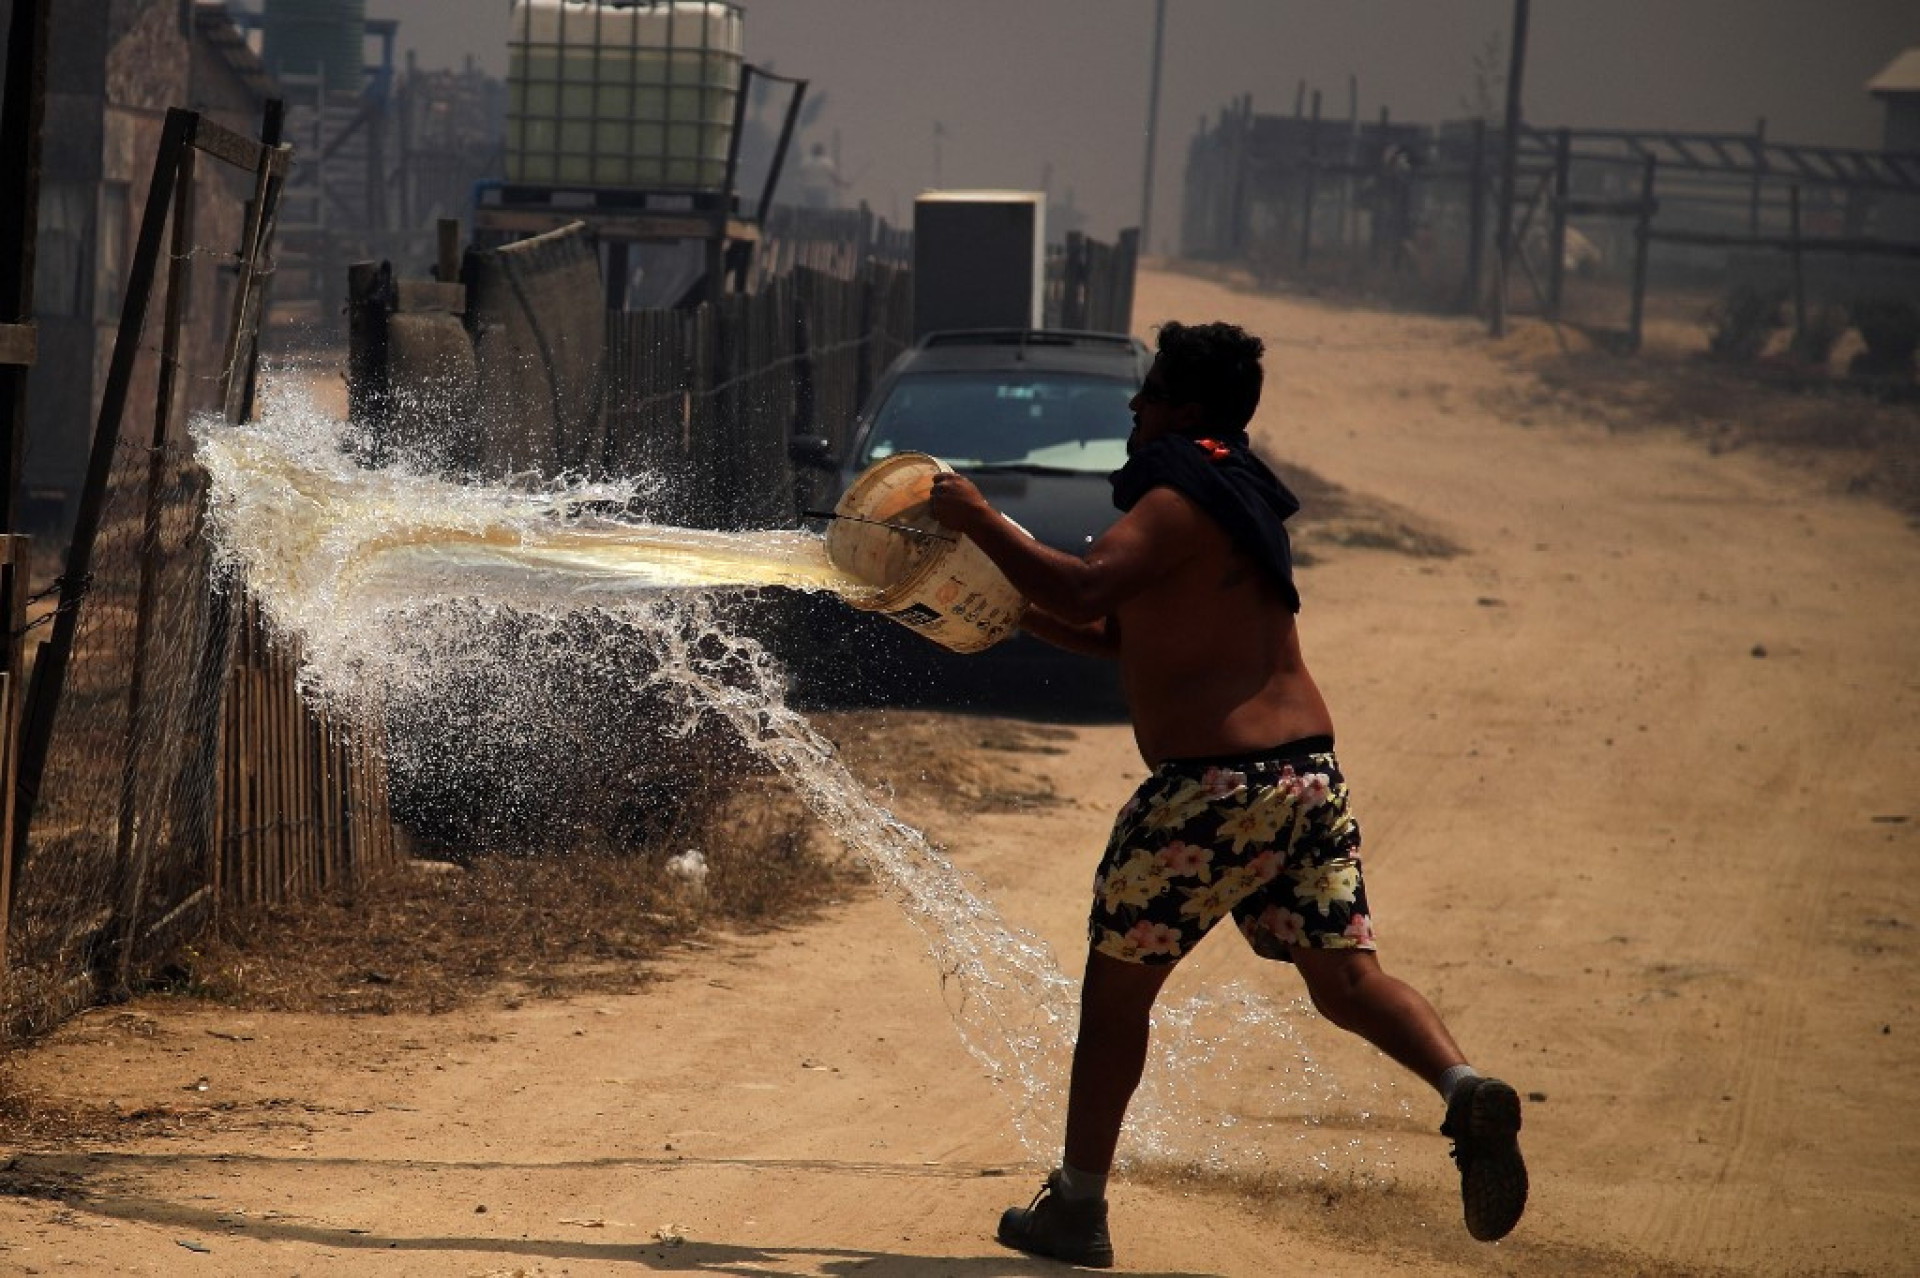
[1368, 105, 1389, 266]
[0, 536, 28, 984]
[1627, 153, 1657, 353]
[437, 217, 461, 282]
[0, 0, 42, 980]
[1463, 118, 1487, 314]
[1114, 227, 1140, 334]
[345, 260, 392, 461]
[790, 287, 817, 517]
[853, 269, 876, 420]
[1491, 0, 1530, 338]
[0, 0, 44, 991]
[107, 132, 200, 997]
[1298, 90, 1321, 267]
[1062, 232, 1088, 329]
[1228, 94, 1253, 258]
[1788, 184, 1806, 346]
[222, 100, 289, 425]
[1341, 73, 1359, 254]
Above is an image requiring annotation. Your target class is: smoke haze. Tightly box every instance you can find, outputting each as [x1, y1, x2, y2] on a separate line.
[375, 0, 1919, 250]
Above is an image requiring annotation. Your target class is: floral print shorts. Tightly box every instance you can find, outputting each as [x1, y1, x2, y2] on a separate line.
[1090, 736, 1375, 966]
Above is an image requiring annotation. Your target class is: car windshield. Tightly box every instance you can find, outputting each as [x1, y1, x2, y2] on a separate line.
[859, 371, 1134, 474]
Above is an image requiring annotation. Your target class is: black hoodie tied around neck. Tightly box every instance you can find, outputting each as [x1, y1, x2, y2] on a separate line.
[1108, 432, 1303, 613]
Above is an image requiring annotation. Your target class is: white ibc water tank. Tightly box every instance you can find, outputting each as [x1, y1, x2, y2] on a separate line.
[506, 0, 745, 192]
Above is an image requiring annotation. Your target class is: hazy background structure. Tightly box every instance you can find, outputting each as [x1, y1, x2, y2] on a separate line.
[346, 0, 1920, 251]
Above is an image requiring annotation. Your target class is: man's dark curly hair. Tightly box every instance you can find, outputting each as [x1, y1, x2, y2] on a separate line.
[1154, 321, 1266, 434]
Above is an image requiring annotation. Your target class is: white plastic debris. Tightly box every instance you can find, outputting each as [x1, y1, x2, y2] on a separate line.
[665, 849, 708, 889]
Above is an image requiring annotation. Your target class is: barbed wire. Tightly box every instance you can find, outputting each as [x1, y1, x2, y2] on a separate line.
[166, 246, 241, 266]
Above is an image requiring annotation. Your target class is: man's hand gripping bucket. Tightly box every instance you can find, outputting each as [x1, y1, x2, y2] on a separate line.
[824, 453, 1026, 654]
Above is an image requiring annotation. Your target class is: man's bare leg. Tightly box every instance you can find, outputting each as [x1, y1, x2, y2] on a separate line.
[1291, 946, 1527, 1240]
[1062, 949, 1175, 1174]
[996, 950, 1172, 1268]
[1288, 948, 1465, 1089]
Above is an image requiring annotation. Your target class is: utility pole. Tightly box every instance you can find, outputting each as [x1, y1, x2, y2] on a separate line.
[1139, 0, 1167, 256]
[1491, 0, 1529, 337]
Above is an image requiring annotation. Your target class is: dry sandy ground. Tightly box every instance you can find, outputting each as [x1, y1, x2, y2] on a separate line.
[4, 268, 1917, 1276]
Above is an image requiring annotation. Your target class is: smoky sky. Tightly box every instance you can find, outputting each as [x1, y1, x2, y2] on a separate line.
[375, 0, 1919, 250]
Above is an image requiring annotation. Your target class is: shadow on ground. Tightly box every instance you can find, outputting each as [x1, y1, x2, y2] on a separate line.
[2, 1150, 1219, 1277]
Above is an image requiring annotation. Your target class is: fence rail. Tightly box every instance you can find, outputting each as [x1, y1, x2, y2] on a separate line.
[1516, 124, 1920, 195]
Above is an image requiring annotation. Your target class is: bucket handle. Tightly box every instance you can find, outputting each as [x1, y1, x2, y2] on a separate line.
[803, 509, 956, 544]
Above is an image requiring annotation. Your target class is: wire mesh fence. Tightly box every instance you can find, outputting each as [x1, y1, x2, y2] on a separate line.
[4, 425, 401, 1044]
[2, 108, 400, 1042]
[5, 438, 214, 1031]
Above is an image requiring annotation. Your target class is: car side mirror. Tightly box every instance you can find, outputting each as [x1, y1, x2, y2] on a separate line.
[788, 434, 836, 470]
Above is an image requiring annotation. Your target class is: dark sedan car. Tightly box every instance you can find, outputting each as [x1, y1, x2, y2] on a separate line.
[790, 328, 1150, 713]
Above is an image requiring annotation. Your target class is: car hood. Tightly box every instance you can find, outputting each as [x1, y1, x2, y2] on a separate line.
[961, 468, 1117, 555]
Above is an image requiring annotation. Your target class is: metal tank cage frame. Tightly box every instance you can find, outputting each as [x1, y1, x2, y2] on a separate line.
[481, 0, 808, 311]
[505, 0, 746, 197]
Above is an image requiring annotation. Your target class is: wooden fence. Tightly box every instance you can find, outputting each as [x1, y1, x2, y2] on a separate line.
[752, 203, 913, 289]
[214, 602, 395, 908]
[600, 223, 1139, 524]
[1049, 229, 1141, 334]
[604, 259, 915, 529]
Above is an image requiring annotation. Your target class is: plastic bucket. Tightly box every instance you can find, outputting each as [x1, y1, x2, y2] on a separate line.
[825, 453, 1026, 654]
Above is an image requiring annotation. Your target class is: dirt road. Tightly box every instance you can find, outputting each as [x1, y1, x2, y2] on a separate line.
[4, 268, 1916, 1276]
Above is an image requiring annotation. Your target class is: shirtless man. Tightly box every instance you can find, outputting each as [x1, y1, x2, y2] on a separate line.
[927, 321, 1526, 1267]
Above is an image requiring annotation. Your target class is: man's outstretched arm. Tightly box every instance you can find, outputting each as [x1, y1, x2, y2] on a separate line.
[928, 473, 1200, 625]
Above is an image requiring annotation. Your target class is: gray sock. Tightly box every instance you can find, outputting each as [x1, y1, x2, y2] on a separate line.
[1438, 1064, 1481, 1105]
[1055, 1162, 1108, 1203]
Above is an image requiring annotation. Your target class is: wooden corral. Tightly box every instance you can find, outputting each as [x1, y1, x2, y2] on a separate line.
[1183, 100, 1920, 356]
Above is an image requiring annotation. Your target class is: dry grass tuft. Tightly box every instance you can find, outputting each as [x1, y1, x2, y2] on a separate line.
[163, 820, 854, 1018]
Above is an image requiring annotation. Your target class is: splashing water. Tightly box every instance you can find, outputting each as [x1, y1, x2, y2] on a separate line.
[194, 373, 1406, 1181]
